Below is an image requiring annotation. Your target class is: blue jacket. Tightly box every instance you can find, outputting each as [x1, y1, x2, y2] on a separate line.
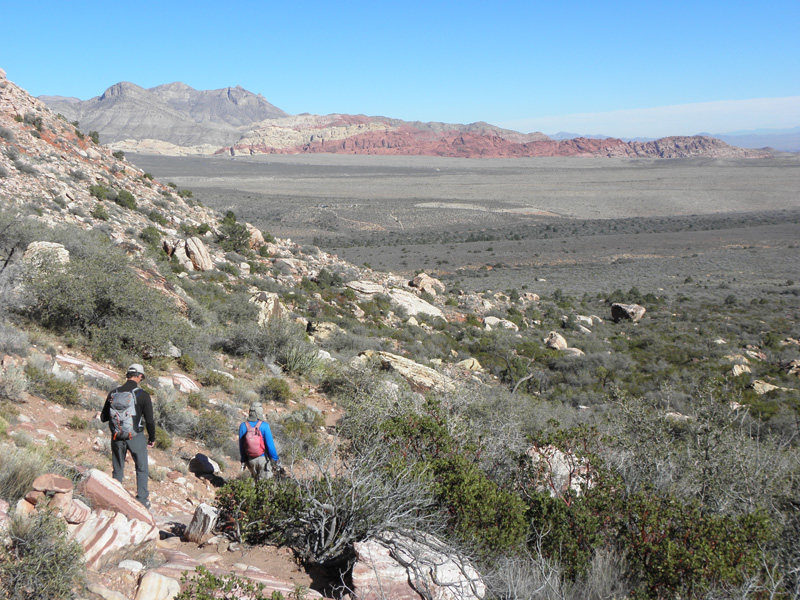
[238, 420, 279, 463]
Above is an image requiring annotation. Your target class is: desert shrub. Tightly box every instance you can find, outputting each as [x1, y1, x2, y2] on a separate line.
[378, 398, 528, 554]
[258, 377, 293, 404]
[218, 211, 251, 253]
[215, 476, 304, 545]
[154, 426, 172, 449]
[0, 322, 30, 356]
[192, 409, 233, 449]
[90, 203, 109, 221]
[217, 291, 259, 325]
[20, 237, 192, 360]
[0, 510, 85, 600]
[218, 444, 442, 567]
[198, 369, 234, 392]
[66, 415, 89, 430]
[147, 210, 168, 226]
[0, 366, 28, 402]
[88, 184, 109, 199]
[139, 225, 161, 247]
[155, 394, 197, 438]
[278, 340, 321, 376]
[176, 565, 298, 600]
[218, 319, 307, 364]
[0, 444, 54, 503]
[114, 189, 136, 210]
[88, 130, 99, 144]
[23, 365, 80, 406]
[618, 494, 771, 598]
[112, 150, 125, 160]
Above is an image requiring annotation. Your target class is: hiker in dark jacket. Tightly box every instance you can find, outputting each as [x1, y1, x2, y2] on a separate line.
[101, 363, 155, 509]
[238, 402, 281, 481]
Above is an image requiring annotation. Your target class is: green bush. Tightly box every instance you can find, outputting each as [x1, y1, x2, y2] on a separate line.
[155, 426, 172, 450]
[139, 225, 161, 247]
[88, 130, 99, 144]
[215, 477, 304, 545]
[112, 150, 125, 160]
[90, 203, 109, 221]
[0, 444, 54, 503]
[0, 510, 85, 600]
[148, 210, 168, 226]
[66, 415, 89, 430]
[619, 494, 771, 598]
[24, 366, 80, 406]
[0, 365, 28, 402]
[193, 409, 233, 449]
[88, 184, 109, 199]
[176, 565, 297, 600]
[21, 238, 191, 360]
[114, 189, 136, 210]
[258, 378, 293, 404]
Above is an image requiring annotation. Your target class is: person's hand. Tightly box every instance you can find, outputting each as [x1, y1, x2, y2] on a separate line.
[147, 441, 155, 448]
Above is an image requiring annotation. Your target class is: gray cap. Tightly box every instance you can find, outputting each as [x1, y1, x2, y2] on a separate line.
[248, 402, 264, 421]
[126, 363, 145, 378]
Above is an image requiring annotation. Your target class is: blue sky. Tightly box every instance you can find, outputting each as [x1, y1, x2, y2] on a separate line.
[2, 0, 798, 138]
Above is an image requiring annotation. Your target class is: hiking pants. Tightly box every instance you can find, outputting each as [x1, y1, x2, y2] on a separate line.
[245, 454, 273, 481]
[111, 432, 149, 506]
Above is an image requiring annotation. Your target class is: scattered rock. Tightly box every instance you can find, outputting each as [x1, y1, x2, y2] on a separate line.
[611, 303, 646, 322]
[134, 571, 181, 600]
[77, 469, 154, 526]
[184, 503, 219, 544]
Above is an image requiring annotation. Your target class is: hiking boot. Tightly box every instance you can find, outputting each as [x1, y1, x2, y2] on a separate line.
[139, 499, 151, 510]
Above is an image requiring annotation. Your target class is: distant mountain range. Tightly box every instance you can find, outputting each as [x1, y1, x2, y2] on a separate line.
[39, 81, 775, 159]
[551, 127, 800, 152]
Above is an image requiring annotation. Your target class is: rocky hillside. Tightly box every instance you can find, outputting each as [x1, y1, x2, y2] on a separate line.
[2, 68, 798, 600]
[38, 78, 770, 159]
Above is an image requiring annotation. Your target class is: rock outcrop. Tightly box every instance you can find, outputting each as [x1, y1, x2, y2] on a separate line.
[351, 532, 485, 600]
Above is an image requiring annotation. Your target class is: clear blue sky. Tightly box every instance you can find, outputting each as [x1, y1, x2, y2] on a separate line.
[2, 0, 798, 138]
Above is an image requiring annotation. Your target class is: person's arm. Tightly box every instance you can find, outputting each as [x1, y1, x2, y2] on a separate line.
[100, 391, 113, 422]
[260, 423, 280, 462]
[238, 422, 247, 464]
[138, 391, 156, 444]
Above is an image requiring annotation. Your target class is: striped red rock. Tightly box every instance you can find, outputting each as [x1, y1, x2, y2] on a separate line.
[77, 468, 154, 526]
[67, 510, 158, 571]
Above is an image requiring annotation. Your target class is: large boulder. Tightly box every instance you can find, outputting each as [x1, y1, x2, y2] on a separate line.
[409, 273, 446, 296]
[245, 223, 265, 249]
[250, 290, 288, 326]
[544, 331, 568, 351]
[359, 351, 457, 394]
[184, 503, 219, 544]
[484, 316, 519, 331]
[387, 289, 444, 319]
[185, 236, 214, 271]
[67, 510, 158, 571]
[352, 532, 485, 600]
[76, 469, 154, 526]
[611, 302, 646, 322]
[22, 241, 70, 269]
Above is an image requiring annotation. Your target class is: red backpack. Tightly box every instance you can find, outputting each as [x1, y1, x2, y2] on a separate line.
[244, 421, 266, 458]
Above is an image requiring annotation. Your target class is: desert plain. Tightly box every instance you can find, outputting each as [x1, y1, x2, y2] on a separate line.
[130, 153, 800, 297]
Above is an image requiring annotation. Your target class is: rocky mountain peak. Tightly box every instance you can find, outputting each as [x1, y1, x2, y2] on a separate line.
[100, 81, 148, 100]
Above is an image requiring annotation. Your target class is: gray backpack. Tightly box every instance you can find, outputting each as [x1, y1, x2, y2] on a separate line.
[109, 387, 140, 440]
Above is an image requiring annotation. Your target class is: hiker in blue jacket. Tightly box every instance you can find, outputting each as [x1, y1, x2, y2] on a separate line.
[238, 401, 282, 481]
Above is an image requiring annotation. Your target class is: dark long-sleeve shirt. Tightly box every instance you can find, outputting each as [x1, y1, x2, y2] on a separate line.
[101, 380, 155, 443]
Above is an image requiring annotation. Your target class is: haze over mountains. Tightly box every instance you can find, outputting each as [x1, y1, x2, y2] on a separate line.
[40, 80, 780, 158]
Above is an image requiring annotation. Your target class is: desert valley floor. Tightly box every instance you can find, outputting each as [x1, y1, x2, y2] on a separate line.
[130, 153, 800, 296]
